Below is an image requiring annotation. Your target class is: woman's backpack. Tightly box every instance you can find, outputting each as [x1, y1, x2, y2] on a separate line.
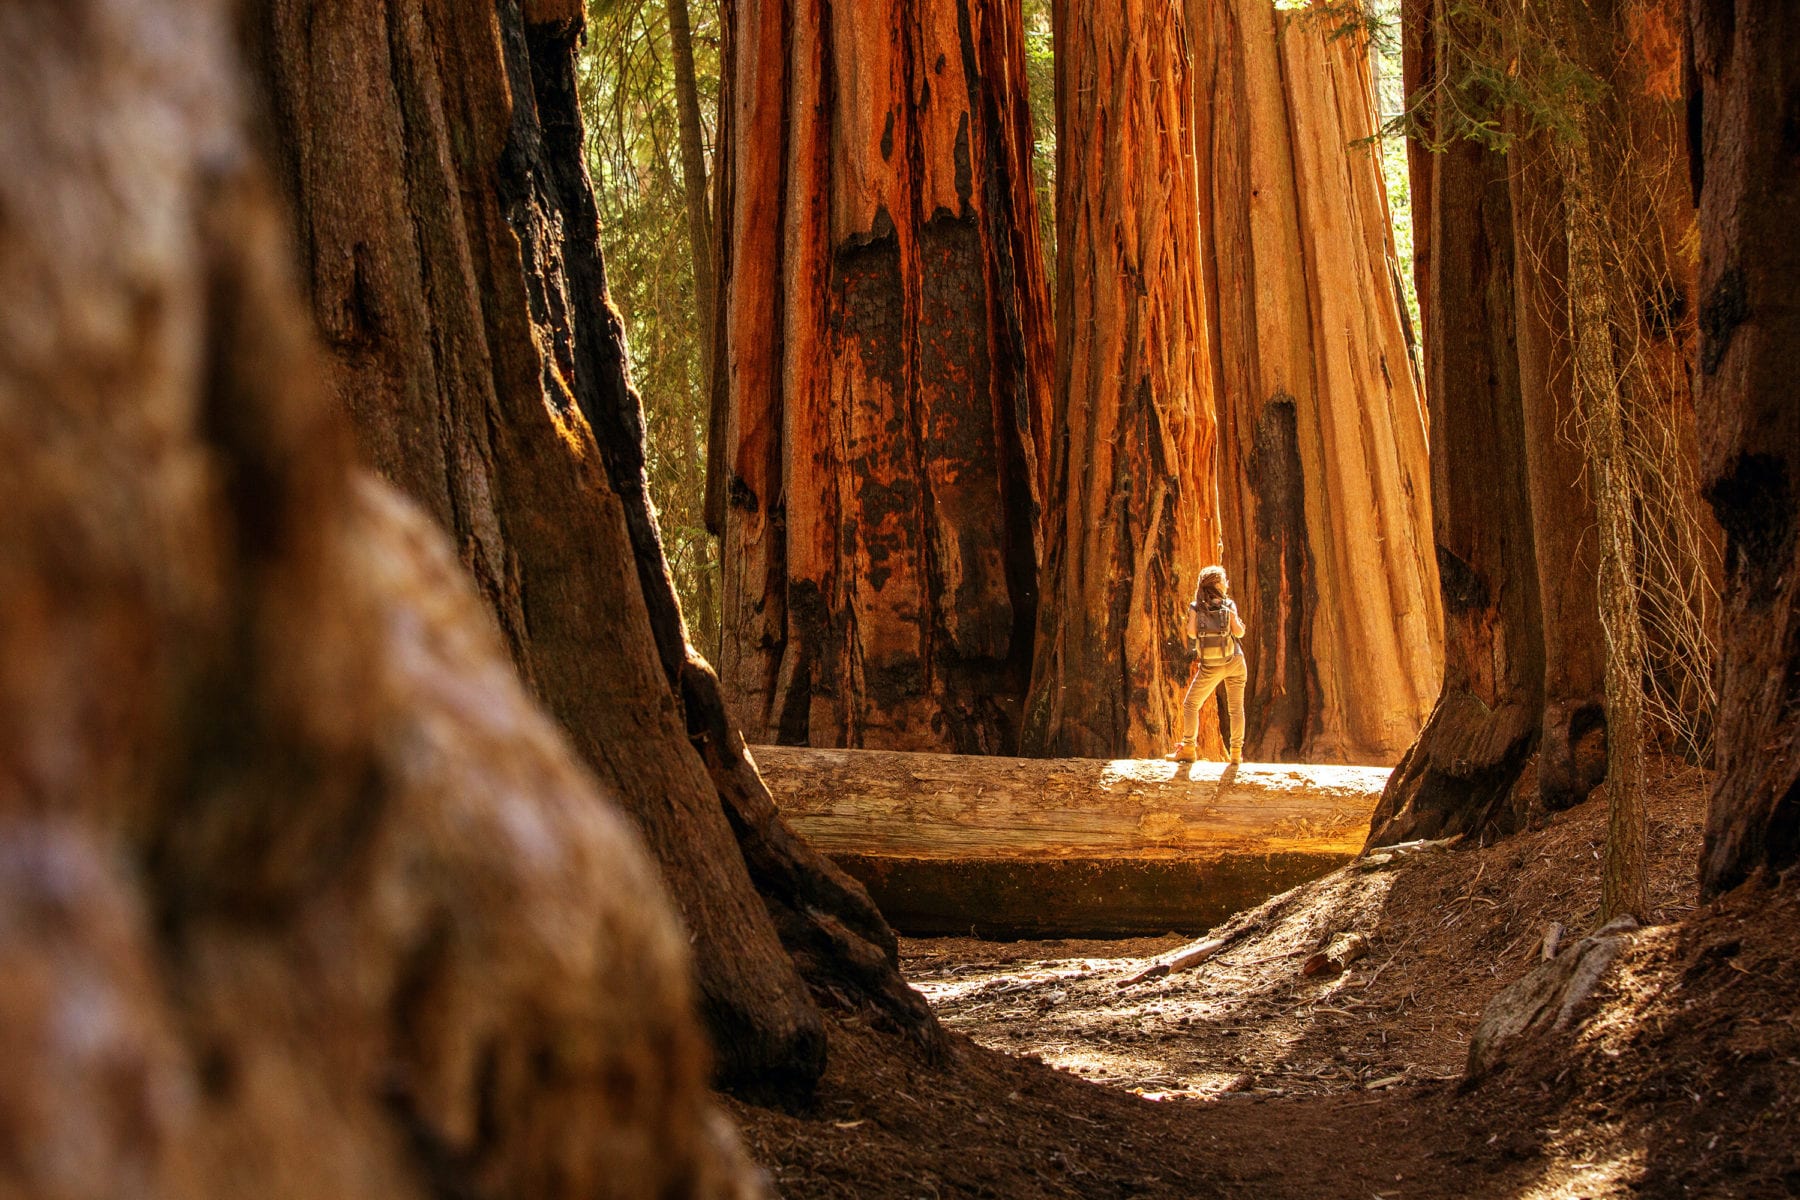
[1195, 599, 1237, 666]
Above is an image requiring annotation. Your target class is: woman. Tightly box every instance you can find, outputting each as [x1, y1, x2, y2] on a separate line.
[1166, 564, 1248, 764]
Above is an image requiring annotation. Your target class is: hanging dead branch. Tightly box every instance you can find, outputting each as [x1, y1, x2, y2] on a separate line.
[1392, 0, 1718, 918]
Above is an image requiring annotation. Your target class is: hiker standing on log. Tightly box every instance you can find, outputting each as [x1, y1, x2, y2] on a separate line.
[1167, 565, 1248, 764]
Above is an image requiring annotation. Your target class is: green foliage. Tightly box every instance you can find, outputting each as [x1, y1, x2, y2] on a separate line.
[1021, 0, 1057, 303]
[1396, 0, 1719, 759]
[1361, 0, 1423, 342]
[578, 0, 722, 656]
[1280, 0, 1393, 52]
[1382, 0, 1608, 156]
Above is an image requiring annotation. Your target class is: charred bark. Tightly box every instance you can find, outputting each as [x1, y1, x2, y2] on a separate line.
[716, 0, 1052, 756]
[250, 0, 940, 1094]
[1689, 0, 1800, 895]
[1024, 0, 1222, 759]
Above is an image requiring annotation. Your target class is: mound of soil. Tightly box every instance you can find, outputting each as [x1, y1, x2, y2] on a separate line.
[1452, 876, 1800, 1198]
[731, 759, 1800, 1198]
[904, 761, 1708, 1103]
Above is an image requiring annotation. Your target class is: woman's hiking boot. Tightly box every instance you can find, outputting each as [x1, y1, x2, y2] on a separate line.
[1165, 742, 1197, 763]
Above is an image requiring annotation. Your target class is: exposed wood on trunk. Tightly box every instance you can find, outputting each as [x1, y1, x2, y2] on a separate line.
[1690, 0, 1800, 895]
[1198, 0, 1443, 765]
[251, 0, 941, 1092]
[1025, 0, 1222, 759]
[0, 2, 754, 1192]
[756, 745, 1383, 935]
[1368, 0, 1545, 845]
[716, 0, 1052, 755]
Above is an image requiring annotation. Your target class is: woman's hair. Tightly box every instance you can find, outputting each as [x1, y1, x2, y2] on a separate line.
[1196, 564, 1229, 602]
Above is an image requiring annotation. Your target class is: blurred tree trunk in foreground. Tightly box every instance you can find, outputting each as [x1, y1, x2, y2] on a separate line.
[1024, 0, 1222, 759]
[715, 0, 1052, 754]
[1690, 0, 1800, 896]
[250, 0, 939, 1093]
[1196, 0, 1443, 766]
[0, 1, 755, 1195]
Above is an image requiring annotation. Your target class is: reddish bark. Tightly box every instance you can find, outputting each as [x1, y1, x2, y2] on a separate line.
[0, 1, 754, 1193]
[250, 0, 940, 1092]
[1198, 0, 1443, 765]
[716, 0, 1052, 755]
[1376, 0, 1710, 843]
[1689, 0, 1800, 894]
[1024, 0, 1222, 759]
[1369, 0, 1545, 843]
[1507, 132, 1611, 811]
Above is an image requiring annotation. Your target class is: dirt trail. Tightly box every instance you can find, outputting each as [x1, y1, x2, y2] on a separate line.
[900, 764, 1706, 1106]
[731, 759, 1800, 1197]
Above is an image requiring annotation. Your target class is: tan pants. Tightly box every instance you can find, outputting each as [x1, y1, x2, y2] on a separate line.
[1179, 652, 1248, 753]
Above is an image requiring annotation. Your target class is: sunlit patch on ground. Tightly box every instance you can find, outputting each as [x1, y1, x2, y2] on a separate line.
[906, 868, 1409, 1099]
[902, 765, 1709, 1110]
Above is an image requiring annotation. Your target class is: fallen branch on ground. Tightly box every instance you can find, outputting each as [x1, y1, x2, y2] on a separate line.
[1121, 936, 1235, 986]
[1303, 931, 1372, 977]
[1355, 834, 1464, 870]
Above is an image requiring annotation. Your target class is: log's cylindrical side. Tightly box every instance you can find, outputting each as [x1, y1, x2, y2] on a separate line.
[753, 745, 1386, 936]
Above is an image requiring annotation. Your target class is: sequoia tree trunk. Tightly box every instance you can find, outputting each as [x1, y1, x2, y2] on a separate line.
[1506, 130, 1611, 812]
[250, 0, 939, 1094]
[1023, 0, 1222, 759]
[1367, 0, 1546, 844]
[0, 2, 753, 1195]
[1690, 0, 1800, 895]
[1197, 0, 1443, 765]
[715, 0, 1052, 755]
[1375, 0, 1709, 845]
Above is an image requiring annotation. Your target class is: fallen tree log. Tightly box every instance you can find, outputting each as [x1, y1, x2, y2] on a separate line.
[753, 746, 1387, 937]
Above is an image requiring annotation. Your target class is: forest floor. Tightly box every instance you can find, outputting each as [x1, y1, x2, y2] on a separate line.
[728, 756, 1800, 1198]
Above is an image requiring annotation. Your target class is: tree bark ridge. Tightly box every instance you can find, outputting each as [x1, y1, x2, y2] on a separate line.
[718, 0, 1052, 757]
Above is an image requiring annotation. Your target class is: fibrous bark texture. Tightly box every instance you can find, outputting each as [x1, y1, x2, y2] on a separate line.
[716, 0, 1052, 755]
[0, 2, 754, 1195]
[1024, 0, 1222, 759]
[251, 0, 939, 1092]
[1375, 0, 1708, 845]
[1196, 0, 1444, 765]
[1369, 0, 1546, 844]
[1507, 130, 1610, 813]
[1690, 0, 1800, 895]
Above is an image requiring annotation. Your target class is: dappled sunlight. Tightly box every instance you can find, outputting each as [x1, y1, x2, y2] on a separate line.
[1511, 1144, 1649, 1200]
[906, 864, 1406, 1099]
[1100, 757, 1393, 797]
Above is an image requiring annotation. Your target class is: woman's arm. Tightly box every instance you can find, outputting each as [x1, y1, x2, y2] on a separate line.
[1227, 599, 1245, 639]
